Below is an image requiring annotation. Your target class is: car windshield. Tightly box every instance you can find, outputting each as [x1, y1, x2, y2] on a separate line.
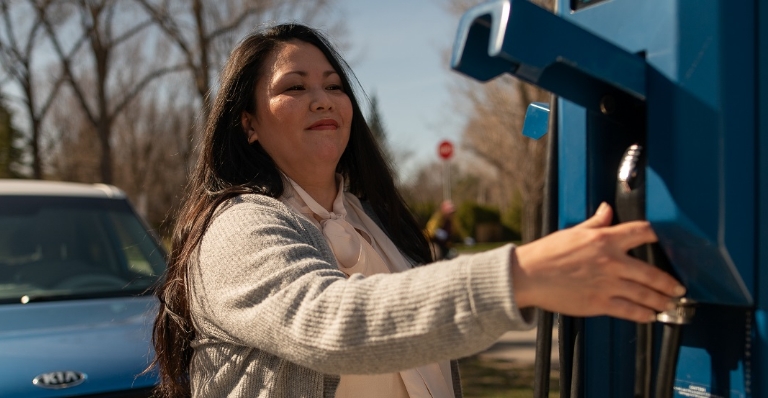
[0, 195, 166, 304]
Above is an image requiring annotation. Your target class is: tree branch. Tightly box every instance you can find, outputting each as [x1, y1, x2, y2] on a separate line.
[36, 71, 67, 119]
[36, 1, 98, 126]
[0, 2, 21, 60]
[109, 63, 186, 120]
[110, 12, 155, 46]
[134, 0, 192, 56]
[207, 6, 264, 41]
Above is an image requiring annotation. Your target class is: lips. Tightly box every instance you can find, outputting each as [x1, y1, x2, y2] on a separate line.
[308, 119, 339, 130]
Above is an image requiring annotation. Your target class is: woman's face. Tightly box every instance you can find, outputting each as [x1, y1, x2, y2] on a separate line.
[242, 40, 353, 180]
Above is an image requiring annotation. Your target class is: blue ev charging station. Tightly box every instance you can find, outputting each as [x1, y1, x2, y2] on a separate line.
[451, 0, 767, 397]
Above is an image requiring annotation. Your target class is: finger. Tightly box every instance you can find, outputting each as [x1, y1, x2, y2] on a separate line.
[575, 202, 613, 229]
[613, 255, 685, 298]
[605, 297, 657, 323]
[607, 220, 658, 250]
[610, 279, 675, 313]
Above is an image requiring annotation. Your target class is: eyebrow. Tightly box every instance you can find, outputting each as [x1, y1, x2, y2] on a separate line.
[281, 70, 339, 78]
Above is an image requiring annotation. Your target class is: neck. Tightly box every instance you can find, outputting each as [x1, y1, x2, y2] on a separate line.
[284, 170, 338, 211]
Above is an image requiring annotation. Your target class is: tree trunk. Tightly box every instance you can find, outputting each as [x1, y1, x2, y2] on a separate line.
[30, 118, 42, 179]
[98, 119, 112, 183]
[25, 82, 43, 179]
[522, 199, 542, 243]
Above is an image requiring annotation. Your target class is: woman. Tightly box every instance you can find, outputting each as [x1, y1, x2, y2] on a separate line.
[152, 24, 684, 398]
[425, 200, 458, 260]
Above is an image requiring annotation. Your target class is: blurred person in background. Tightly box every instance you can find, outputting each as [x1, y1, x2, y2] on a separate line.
[150, 23, 685, 398]
[425, 200, 458, 260]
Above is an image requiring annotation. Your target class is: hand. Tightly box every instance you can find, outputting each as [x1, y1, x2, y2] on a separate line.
[511, 202, 685, 323]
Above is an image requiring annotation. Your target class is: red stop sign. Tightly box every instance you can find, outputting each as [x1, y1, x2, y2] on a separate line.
[438, 140, 454, 160]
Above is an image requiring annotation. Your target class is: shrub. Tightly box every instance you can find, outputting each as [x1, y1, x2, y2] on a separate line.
[409, 201, 438, 229]
[501, 195, 523, 241]
[456, 201, 501, 241]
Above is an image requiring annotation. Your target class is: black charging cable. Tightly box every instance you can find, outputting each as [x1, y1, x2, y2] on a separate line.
[615, 144, 694, 398]
[533, 95, 559, 398]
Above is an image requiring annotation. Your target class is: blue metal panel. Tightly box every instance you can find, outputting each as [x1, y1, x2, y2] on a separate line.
[452, 0, 648, 97]
[557, 0, 677, 79]
[757, 311, 767, 397]
[554, 0, 757, 396]
[557, 98, 587, 229]
[673, 307, 750, 398]
[717, 0, 756, 304]
[452, 0, 762, 396]
[451, 0, 647, 125]
[583, 317, 611, 397]
[755, 0, 768, 394]
[584, 317, 635, 397]
[560, 0, 754, 308]
[522, 102, 550, 140]
[642, 0, 754, 306]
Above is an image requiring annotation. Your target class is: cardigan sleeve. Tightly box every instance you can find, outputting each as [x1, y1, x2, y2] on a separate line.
[188, 194, 535, 375]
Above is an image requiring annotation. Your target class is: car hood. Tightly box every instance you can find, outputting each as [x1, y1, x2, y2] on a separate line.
[0, 296, 159, 397]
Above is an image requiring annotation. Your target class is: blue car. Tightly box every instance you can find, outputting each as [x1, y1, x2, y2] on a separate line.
[0, 180, 166, 397]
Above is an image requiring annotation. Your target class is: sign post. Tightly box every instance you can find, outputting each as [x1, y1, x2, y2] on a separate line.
[437, 140, 454, 201]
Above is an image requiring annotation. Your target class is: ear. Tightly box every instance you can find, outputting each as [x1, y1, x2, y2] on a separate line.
[241, 111, 258, 143]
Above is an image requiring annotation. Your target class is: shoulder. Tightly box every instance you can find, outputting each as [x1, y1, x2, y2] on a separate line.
[213, 193, 299, 225]
[205, 193, 319, 246]
[214, 193, 288, 215]
[197, 193, 335, 274]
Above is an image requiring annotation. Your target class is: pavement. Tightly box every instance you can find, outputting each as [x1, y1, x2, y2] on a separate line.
[476, 327, 560, 368]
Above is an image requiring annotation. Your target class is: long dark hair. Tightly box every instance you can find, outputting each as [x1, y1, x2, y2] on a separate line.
[150, 23, 432, 397]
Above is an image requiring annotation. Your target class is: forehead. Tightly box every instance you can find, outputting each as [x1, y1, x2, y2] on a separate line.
[265, 40, 337, 78]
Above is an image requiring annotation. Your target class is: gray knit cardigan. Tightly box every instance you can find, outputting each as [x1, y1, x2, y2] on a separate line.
[187, 194, 534, 397]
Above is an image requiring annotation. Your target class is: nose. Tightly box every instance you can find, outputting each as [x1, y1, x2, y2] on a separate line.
[310, 88, 333, 112]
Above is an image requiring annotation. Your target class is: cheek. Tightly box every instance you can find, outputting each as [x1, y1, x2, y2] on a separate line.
[339, 98, 353, 146]
[255, 101, 292, 155]
[341, 96, 353, 122]
[338, 98, 353, 129]
[268, 97, 299, 125]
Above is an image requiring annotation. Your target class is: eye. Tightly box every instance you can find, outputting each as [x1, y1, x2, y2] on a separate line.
[286, 85, 305, 91]
[326, 84, 344, 91]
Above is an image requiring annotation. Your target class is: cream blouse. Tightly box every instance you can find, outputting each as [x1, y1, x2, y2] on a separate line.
[280, 174, 455, 398]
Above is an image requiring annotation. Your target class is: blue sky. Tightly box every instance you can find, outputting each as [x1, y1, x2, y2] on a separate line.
[321, 0, 468, 179]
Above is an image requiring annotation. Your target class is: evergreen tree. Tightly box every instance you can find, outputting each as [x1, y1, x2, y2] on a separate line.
[367, 94, 392, 162]
[0, 98, 23, 178]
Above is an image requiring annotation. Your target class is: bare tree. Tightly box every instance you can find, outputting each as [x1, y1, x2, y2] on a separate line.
[401, 162, 444, 207]
[0, 0, 85, 178]
[446, 0, 553, 243]
[114, 94, 191, 227]
[34, 0, 186, 183]
[134, 0, 341, 168]
[367, 93, 392, 163]
[44, 88, 101, 183]
[460, 76, 549, 242]
[0, 94, 23, 177]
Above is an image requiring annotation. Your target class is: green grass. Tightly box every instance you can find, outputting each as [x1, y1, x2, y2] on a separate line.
[459, 355, 559, 398]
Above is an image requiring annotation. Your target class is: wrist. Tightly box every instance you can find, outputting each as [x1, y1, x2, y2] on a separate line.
[509, 244, 533, 309]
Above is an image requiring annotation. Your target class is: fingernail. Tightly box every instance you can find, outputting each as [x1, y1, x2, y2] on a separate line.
[673, 285, 686, 297]
[648, 313, 658, 323]
[597, 202, 609, 215]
